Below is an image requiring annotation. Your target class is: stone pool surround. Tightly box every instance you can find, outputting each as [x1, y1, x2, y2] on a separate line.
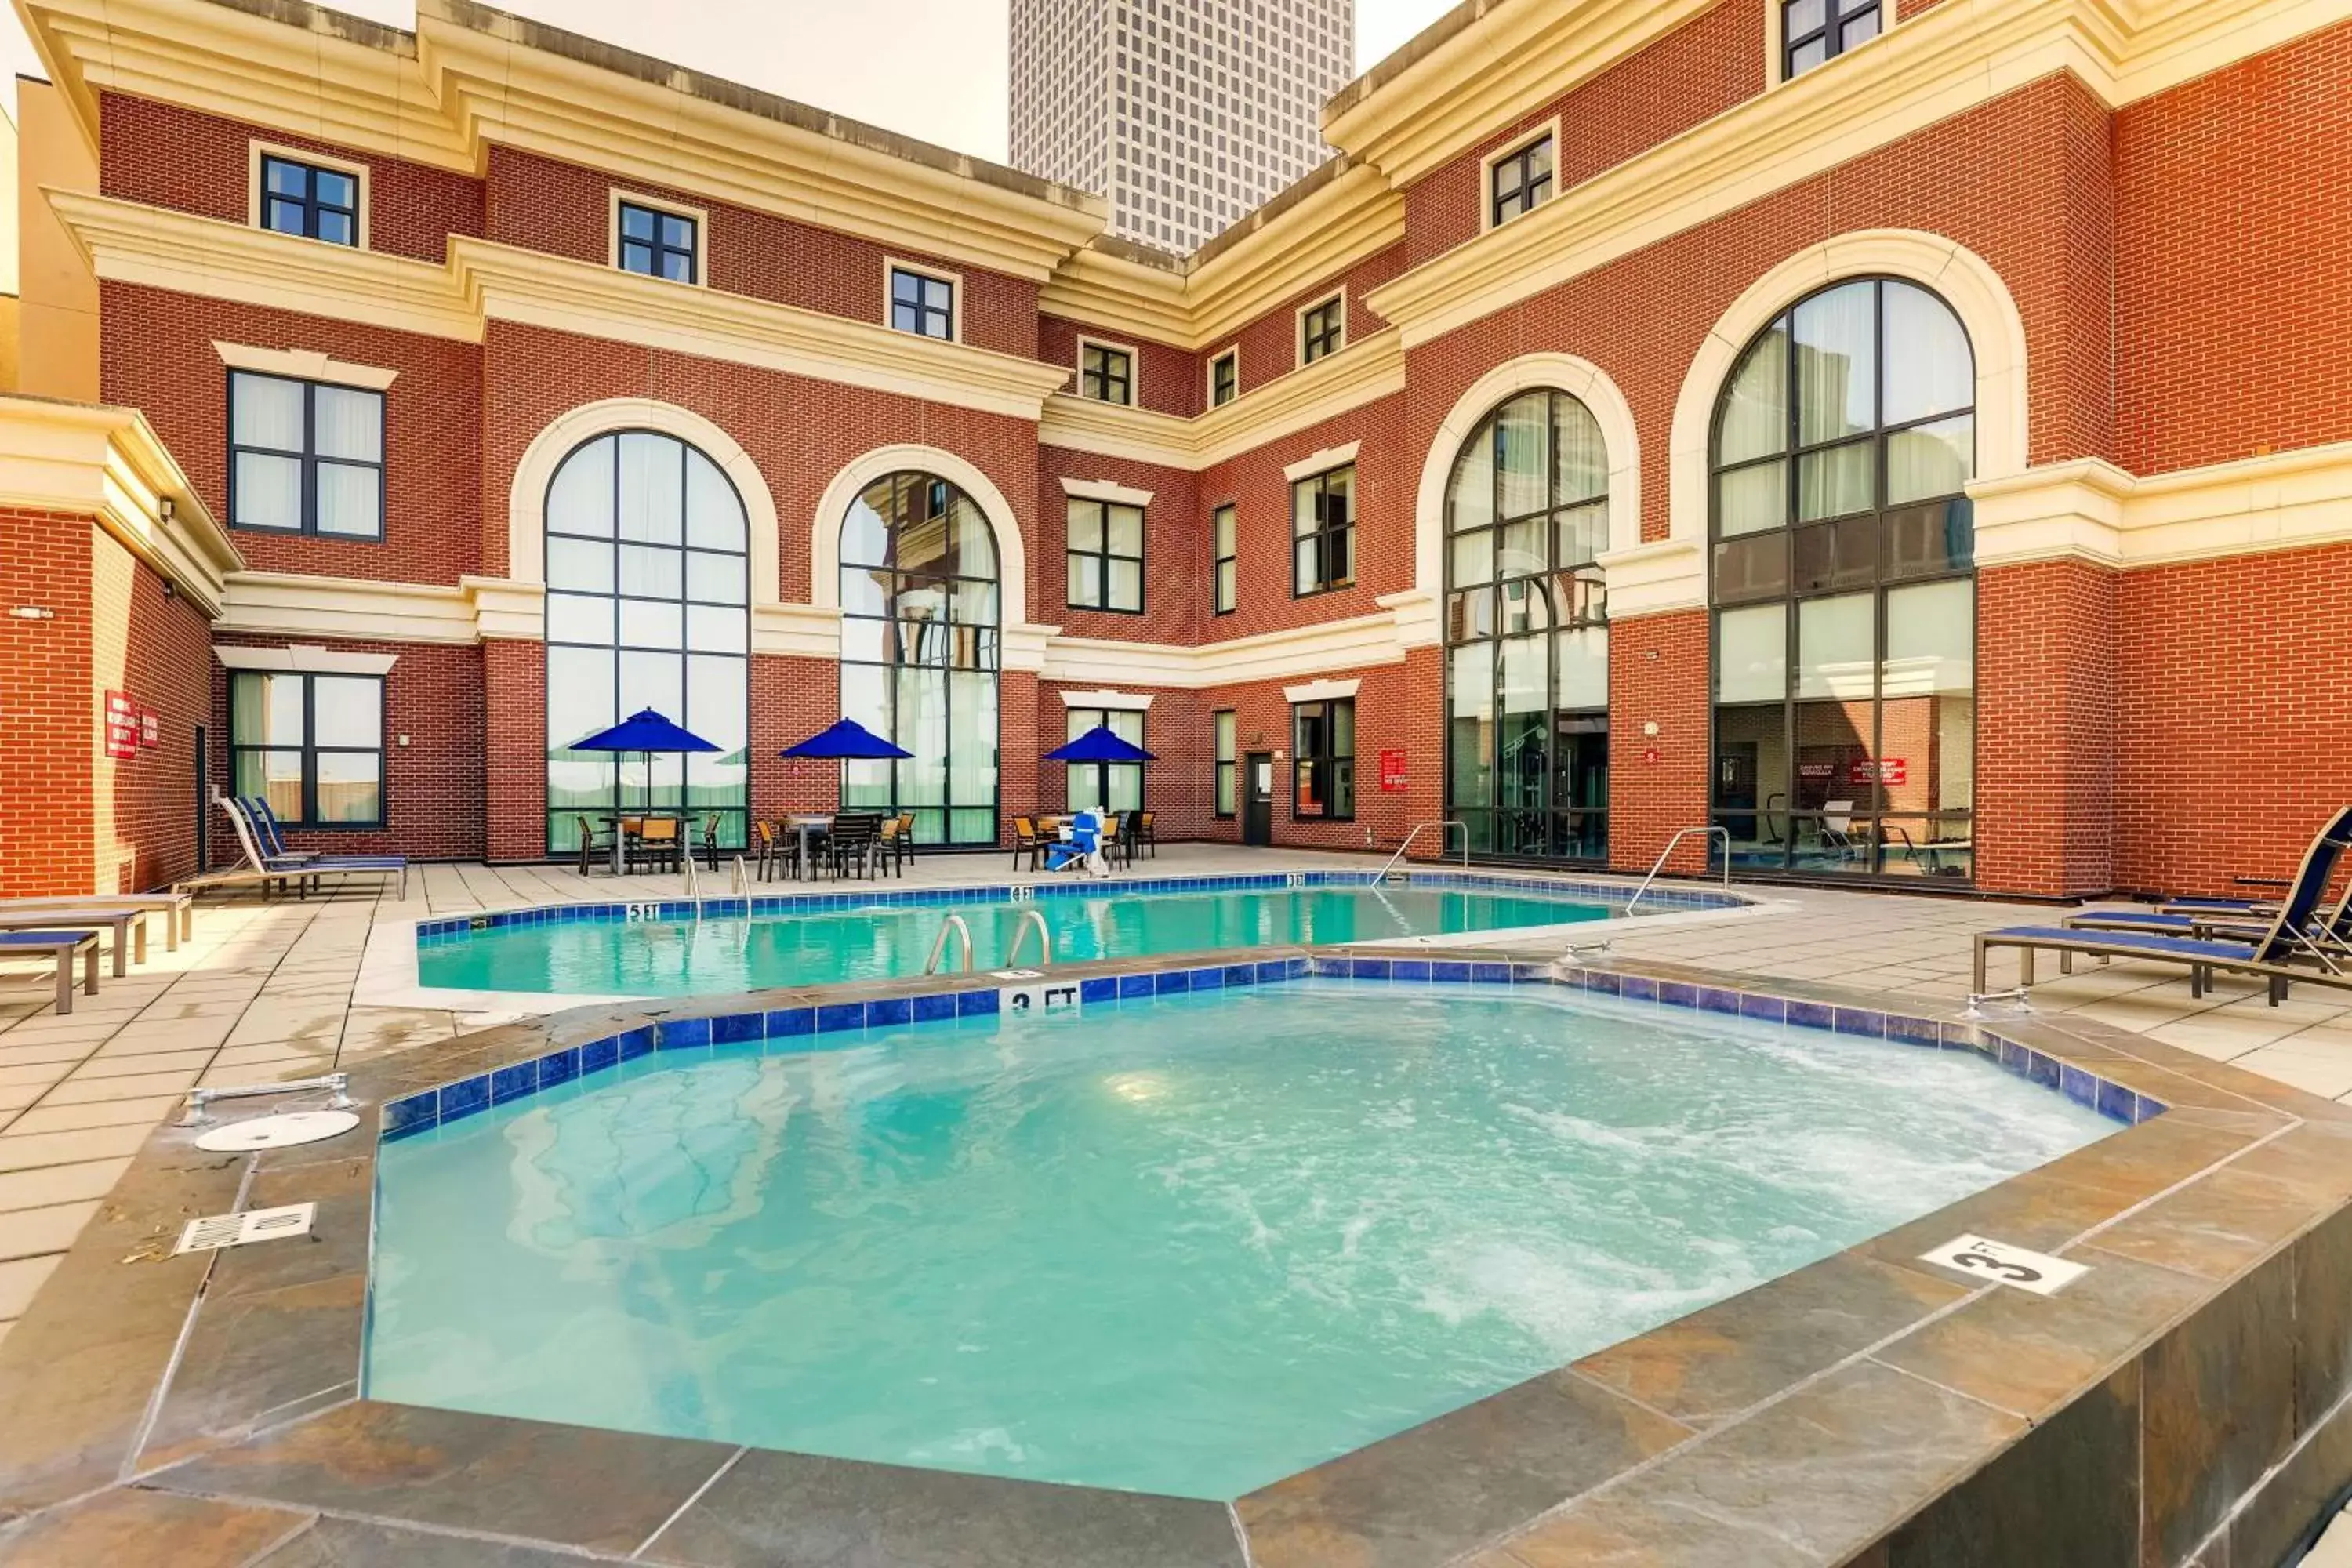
[2, 953, 2350, 1567]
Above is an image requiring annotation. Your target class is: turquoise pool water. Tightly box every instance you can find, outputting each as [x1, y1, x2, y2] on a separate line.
[413, 883, 1613, 996]
[366, 981, 2114, 1499]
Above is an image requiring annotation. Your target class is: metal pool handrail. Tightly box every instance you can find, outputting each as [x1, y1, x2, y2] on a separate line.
[1624, 826, 1732, 915]
[1004, 908, 1051, 971]
[1378, 820, 1470, 880]
[924, 913, 975, 975]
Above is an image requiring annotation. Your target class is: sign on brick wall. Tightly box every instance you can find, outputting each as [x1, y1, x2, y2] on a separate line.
[103, 691, 140, 760]
[140, 708, 161, 748]
[1379, 748, 1407, 792]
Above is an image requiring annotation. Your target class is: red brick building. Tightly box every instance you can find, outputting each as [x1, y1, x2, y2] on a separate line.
[7, 0, 2348, 901]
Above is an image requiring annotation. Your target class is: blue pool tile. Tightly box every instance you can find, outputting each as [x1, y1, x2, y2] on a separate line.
[866, 996, 912, 1029]
[1581, 971, 1621, 996]
[1738, 992, 1784, 1023]
[537, 1048, 579, 1088]
[912, 992, 960, 1022]
[2029, 1052, 2062, 1090]
[1079, 978, 1118, 1004]
[1655, 981, 1698, 1009]
[1223, 964, 1257, 988]
[1472, 963, 1510, 984]
[764, 1008, 812, 1039]
[713, 1013, 764, 1045]
[1884, 1014, 1940, 1047]
[1118, 974, 1155, 999]
[490, 1062, 535, 1103]
[1188, 967, 1225, 989]
[439, 1075, 490, 1123]
[1511, 963, 1553, 984]
[659, 1018, 711, 1051]
[383, 1092, 436, 1137]
[1348, 958, 1392, 981]
[1258, 960, 1294, 983]
[816, 1002, 866, 1034]
[1153, 970, 1191, 994]
[2095, 1077, 2136, 1124]
[2135, 1093, 2168, 1123]
[1392, 960, 1433, 983]
[1998, 1037, 2029, 1073]
[1786, 1000, 1835, 1031]
[957, 989, 1000, 1016]
[1619, 975, 1657, 1003]
[1432, 961, 1473, 984]
[2060, 1063, 2098, 1110]
[579, 1037, 620, 1076]
[1833, 1007, 1886, 1040]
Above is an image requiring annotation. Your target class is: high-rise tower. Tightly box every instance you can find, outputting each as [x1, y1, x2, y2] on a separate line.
[1010, 0, 1355, 255]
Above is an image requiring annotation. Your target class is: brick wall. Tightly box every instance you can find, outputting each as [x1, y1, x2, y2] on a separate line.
[1606, 609, 1713, 876]
[1975, 560, 2116, 898]
[1036, 447, 1204, 644]
[1038, 314, 1202, 418]
[1403, 0, 1766, 267]
[1184, 664, 1414, 855]
[1228, 242, 1407, 395]
[752, 653, 846, 822]
[1035, 681, 1214, 841]
[99, 92, 484, 263]
[209, 635, 486, 865]
[101, 281, 485, 586]
[0, 508, 98, 897]
[484, 147, 1042, 358]
[91, 532, 212, 891]
[483, 637, 545, 863]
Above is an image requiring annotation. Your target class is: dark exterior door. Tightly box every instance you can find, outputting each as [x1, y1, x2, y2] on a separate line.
[1242, 752, 1274, 846]
[193, 725, 209, 871]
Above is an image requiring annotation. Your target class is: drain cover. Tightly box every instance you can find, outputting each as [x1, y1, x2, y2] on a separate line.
[194, 1110, 360, 1152]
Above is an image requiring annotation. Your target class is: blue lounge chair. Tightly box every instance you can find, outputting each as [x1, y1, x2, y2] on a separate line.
[2061, 881, 2352, 961]
[1976, 805, 2352, 1005]
[183, 798, 407, 901]
[237, 797, 410, 895]
[0, 929, 101, 1014]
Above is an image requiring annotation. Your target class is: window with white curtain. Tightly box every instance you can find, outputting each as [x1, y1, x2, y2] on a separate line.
[227, 372, 383, 539]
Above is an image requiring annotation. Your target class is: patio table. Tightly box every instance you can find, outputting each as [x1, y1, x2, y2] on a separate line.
[595, 812, 686, 877]
[788, 815, 833, 880]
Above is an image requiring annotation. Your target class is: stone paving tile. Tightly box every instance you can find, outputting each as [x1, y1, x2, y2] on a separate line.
[0, 1201, 102, 1263]
[0, 1158, 134, 1212]
[0, 1253, 63, 1317]
[5, 1098, 186, 1136]
[39, 1069, 205, 1105]
[0, 1123, 157, 1174]
[0, 1487, 311, 1568]
[73, 1049, 220, 1080]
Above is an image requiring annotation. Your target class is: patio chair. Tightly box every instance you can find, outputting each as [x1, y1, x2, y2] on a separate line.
[0, 929, 101, 1014]
[1011, 817, 1044, 873]
[826, 814, 884, 880]
[753, 819, 785, 884]
[242, 797, 412, 889]
[177, 800, 406, 900]
[1134, 810, 1158, 859]
[876, 815, 914, 879]
[575, 815, 612, 877]
[629, 817, 682, 876]
[1976, 804, 2352, 1006]
[0, 893, 192, 949]
[1817, 801, 1864, 866]
[0, 906, 148, 978]
[698, 814, 724, 873]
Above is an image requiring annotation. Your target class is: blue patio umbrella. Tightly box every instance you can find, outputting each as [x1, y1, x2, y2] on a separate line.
[1046, 723, 1158, 764]
[569, 708, 720, 811]
[781, 719, 914, 760]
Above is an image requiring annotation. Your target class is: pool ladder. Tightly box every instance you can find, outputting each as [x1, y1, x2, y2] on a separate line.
[924, 909, 1051, 976]
[1377, 820, 1470, 881]
[1624, 826, 1732, 915]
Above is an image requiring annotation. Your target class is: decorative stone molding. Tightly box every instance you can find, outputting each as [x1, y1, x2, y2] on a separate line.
[212, 642, 399, 675]
[1971, 442, 2352, 571]
[1058, 477, 1156, 506]
[1283, 441, 1360, 482]
[212, 341, 399, 390]
[808, 445, 1031, 628]
[1281, 677, 1361, 703]
[1057, 688, 1156, 710]
[216, 572, 474, 644]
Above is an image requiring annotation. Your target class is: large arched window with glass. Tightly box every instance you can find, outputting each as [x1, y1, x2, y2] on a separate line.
[1443, 390, 1611, 861]
[543, 431, 751, 855]
[1709, 276, 1976, 880]
[839, 472, 1000, 845]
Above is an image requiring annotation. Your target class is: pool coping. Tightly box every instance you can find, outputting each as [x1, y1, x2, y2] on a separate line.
[351, 864, 1770, 1017]
[5, 949, 2352, 1567]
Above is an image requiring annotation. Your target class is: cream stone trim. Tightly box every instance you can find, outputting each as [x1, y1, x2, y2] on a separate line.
[1410, 352, 1644, 645]
[212, 642, 399, 676]
[1971, 443, 2352, 571]
[883, 257, 962, 343]
[1667, 231, 2028, 552]
[608, 189, 709, 289]
[1479, 118, 1561, 234]
[1059, 477, 1156, 507]
[1206, 344, 1240, 408]
[506, 399, 781, 612]
[454, 238, 1070, 422]
[1073, 333, 1142, 408]
[212, 341, 400, 390]
[215, 571, 473, 644]
[1592, 538, 1708, 619]
[1058, 688, 1156, 710]
[1282, 677, 1361, 704]
[1040, 610, 1409, 690]
[1294, 285, 1348, 371]
[750, 601, 844, 659]
[0, 394, 239, 614]
[1036, 396, 1199, 470]
[247, 139, 371, 252]
[1283, 442, 1359, 484]
[808, 445, 1030, 627]
[462, 577, 546, 641]
[52, 190, 480, 343]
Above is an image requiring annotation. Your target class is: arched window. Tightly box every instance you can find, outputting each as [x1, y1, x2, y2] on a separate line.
[1443, 390, 1611, 861]
[838, 472, 1000, 845]
[543, 431, 752, 855]
[1708, 277, 1976, 880]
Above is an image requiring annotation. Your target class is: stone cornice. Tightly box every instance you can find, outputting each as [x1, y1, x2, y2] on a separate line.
[1971, 443, 2352, 571]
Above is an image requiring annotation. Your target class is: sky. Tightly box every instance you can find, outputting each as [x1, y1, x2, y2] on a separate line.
[0, 0, 1457, 159]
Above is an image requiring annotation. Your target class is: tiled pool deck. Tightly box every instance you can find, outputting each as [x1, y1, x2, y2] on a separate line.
[2, 848, 2351, 1563]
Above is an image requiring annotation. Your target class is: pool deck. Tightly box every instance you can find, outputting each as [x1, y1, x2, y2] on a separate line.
[1, 846, 2350, 1563]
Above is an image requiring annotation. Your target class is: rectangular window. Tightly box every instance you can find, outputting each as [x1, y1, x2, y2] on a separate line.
[617, 199, 699, 283]
[1211, 502, 1237, 615]
[1489, 133, 1555, 227]
[1290, 464, 1354, 596]
[1066, 497, 1145, 613]
[1300, 294, 1345, 365]
[227, 371, 384, 539]
[229, 671, 385, 829]
[1214, 710, 1236, 818]
[1292, 698, 1355, 820]
[1066, 706, 1146, 813]
[1784, 0, 1882, 78]
[259, 154, 358, 246]
[1080, 342, 1135, 405]
[890, 266, 955, 339]
[1209, 348, 1239, 407]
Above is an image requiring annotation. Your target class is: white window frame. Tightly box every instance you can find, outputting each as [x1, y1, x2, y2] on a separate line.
[1295, 287, 1348, 369]
[1206, 343, 1241, 408]
[1076, 334, 1141, 407]
[884, 257, 962, 343]
[248, 140, 370, 250]
[608, 188, 709, 288]
[1479, 118, 1561, 233]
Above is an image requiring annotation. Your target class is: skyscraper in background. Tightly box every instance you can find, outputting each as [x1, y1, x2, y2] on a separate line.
[1010, 0, 1354, 255]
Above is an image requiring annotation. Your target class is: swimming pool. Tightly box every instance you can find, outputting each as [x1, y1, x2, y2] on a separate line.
[366, 975, 2115, 1499]
[412, 872, 1639, 996]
